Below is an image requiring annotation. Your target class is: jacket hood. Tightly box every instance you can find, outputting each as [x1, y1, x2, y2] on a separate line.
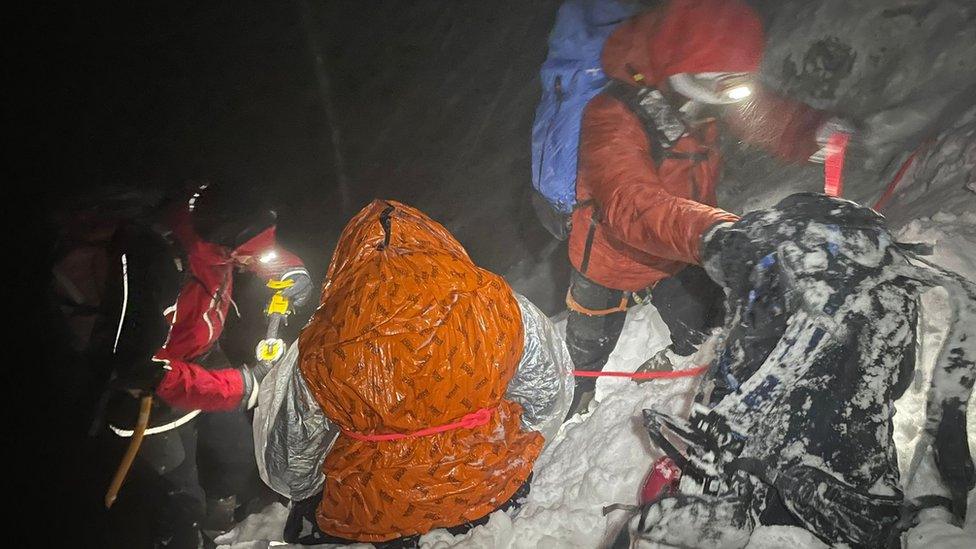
[602, 0, 764, 86]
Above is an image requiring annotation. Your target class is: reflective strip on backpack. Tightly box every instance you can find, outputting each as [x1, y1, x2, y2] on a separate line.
[109, 409, 201, 437]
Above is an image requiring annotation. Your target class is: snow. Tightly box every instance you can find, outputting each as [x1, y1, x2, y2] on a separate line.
[891, 211, 976, 549]
[743, 526, 828, 549]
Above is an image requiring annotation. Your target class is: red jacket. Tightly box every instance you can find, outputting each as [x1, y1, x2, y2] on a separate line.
[568, 0, 826, 292]
[153, 207, 306, 411]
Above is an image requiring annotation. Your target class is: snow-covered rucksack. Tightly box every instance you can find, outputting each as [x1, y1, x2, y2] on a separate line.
[620, 194, 976, 548]
[529, 0, 644, 240]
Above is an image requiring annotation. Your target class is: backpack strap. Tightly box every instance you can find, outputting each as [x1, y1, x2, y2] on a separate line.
[603, 80, 687, 166]
[578, 199, 597, 275]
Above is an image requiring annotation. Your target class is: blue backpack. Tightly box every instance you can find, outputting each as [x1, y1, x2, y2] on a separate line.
[530, 0, 644, 240]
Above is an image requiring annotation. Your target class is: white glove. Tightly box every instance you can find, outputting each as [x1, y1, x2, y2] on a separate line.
[809, 117, 856, 164]
[239, 361, 273, 410]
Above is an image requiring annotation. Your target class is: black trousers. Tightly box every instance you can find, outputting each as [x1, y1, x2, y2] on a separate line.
[110, 408, 256, 547]
[106, 345, 257, 548]
[565, 266, 725, 407]
[284, 474, 533, 547]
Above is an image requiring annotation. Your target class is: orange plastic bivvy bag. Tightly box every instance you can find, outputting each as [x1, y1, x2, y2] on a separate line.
[299, 200, 543, 542]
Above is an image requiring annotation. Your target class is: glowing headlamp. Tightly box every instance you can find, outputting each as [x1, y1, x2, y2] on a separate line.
[669, 72, 754, 105]
[724, 85, 752, 101]
[716, 73, 753, 102]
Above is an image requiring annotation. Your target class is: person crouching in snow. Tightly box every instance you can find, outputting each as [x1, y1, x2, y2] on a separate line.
[279, 200, 574, 546]
[564, 0, 846, 416]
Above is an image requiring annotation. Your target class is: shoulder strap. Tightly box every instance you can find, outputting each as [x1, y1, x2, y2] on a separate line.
[603, 80, 686, 166]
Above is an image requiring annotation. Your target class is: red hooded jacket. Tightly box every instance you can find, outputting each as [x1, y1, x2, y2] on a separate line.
[568, 0, 827, 292]
[153, 207, 306, 412]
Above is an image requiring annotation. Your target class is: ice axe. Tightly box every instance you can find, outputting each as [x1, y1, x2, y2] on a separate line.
[255, 278, 295, 364]
[104, 394, 152, 509]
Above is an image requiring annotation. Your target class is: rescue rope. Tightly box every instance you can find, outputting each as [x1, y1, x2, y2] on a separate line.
[573, 365, 708, 380]
[341, 407, 494, 442]
[873, 147, 923, 211]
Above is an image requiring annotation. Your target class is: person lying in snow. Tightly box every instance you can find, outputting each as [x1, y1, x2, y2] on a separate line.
[257, 200, 574, 547]
[617, 193, 976, 548]
[562, 0, 850, 417]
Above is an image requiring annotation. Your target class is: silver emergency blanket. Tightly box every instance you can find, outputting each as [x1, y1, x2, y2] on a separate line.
[253, 342, 338, 501]
[254, 293, 573, 500]
[507, 293, 575, 443]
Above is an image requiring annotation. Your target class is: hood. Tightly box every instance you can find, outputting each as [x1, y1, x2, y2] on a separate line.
[602, 0, 764, 87]
[300, 199, 525, 434]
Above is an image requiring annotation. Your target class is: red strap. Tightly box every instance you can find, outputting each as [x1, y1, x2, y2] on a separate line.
[341, 407, 494, 442]
[873, 149, 921, 212]
[573, 365, 708, 380]
[823, 132, 851, 197]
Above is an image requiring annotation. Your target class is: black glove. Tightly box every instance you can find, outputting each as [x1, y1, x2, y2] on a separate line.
[110, 356, 169, 394]
[239, 361, 273, 410]
[699, 221, 765, 294]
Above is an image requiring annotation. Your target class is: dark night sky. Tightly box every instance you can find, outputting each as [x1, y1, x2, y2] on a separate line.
[29, 0, 565, 308]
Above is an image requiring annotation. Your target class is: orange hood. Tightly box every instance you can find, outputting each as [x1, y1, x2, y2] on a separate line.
[299, 200, 542, 542]
[602, 0, 764, 87]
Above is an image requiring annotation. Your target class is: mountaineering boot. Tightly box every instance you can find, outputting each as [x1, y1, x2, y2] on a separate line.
[202, 495, 237, 539]
[565, 373, 598, 421]
[635, 347, 676, 380]
[566, 388, 596, 420]
[154, 522, 204, 549]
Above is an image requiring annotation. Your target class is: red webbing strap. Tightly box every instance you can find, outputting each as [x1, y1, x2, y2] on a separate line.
[873, 149, 921, 212]
[341, 407, 494, 442]
[573, 365, 708, 380]
[823, 132, 851, 197]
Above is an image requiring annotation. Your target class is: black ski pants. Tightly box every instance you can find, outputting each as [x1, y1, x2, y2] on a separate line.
[112, 408, 256, 547]
[107, 345, 257, 547]
[565, 266, 725, 408]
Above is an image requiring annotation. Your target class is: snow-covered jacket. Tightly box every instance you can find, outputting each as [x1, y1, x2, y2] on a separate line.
[568, 0, 827, 291]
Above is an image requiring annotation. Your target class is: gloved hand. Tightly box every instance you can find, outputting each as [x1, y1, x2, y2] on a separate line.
[700, 221, 751, 289]
[809, 116, 856, 163]
[239, 361, 273, 410]
[110, 356, 170, 395]
[279, 269, 313, 308]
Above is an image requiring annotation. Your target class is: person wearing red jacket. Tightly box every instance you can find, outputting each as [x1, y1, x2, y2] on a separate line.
[564, 0, 834, 416]
[98, 182, 311, 546]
